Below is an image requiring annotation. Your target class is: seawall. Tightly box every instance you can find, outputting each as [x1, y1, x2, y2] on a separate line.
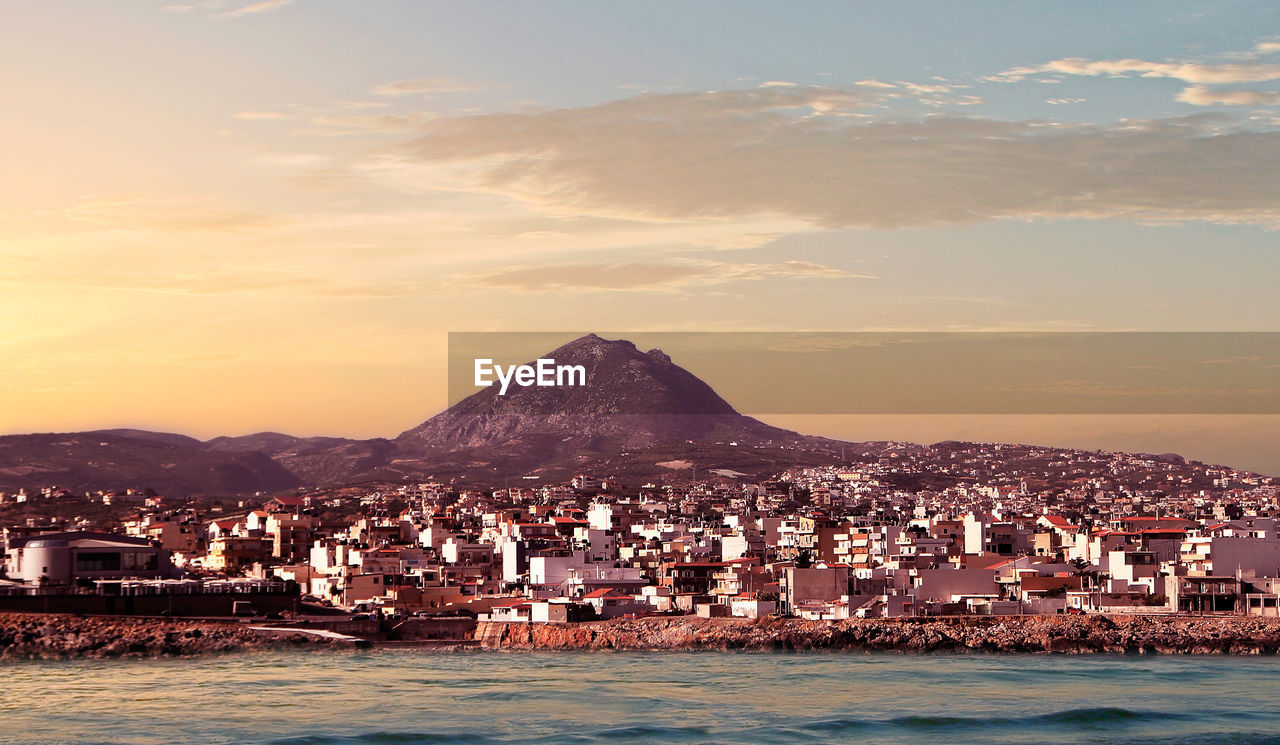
[475, 615, 1280, 654]
[0, 613, 336, 660]
[12, 612, 1280, 658]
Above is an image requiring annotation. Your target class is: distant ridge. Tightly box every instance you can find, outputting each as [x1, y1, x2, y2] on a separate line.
[0, 334, 1247, 496]
[0, 431, 301, 495]
[0, 334, 847, 494]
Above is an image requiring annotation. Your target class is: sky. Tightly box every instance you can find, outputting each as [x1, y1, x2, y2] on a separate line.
[2, 1, 1279, 471]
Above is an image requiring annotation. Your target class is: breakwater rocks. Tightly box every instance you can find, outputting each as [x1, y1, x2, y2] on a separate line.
[476, 615, 1280, 654]
[0, 613, 333, 660]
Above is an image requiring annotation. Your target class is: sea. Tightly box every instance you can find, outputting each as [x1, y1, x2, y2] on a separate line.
[5, 650, 1280, 745]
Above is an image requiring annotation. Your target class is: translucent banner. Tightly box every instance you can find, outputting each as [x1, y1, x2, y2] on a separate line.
[447, 332, 1280, 414]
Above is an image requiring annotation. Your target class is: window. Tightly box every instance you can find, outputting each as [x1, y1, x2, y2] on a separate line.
[75, 552, 122, 572]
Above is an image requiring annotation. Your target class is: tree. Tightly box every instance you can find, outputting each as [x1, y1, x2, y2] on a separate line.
[795, 549, 814, 569]
[1069, 558, 1103, 589]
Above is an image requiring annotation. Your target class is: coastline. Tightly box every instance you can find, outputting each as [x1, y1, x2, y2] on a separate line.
[0, 613, 336, 660]
[9, 613, 1280, 659]
[476, 615, 1280, 655]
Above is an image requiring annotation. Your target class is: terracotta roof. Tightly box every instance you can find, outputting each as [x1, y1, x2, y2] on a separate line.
[582, 588, 627, 599]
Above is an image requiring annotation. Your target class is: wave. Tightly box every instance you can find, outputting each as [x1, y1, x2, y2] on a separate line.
[796, 706, 1192, 733]
[269, 733, 497, 745]
[264, 708, 1271, 745]
[897, 706, 1193, 730]
[269, 725, 713, 745]
[1103, 735, 1280, 745]
[575, 725, 711, 740]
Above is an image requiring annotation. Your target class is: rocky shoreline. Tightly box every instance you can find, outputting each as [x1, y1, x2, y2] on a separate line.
[9, 613, 1280, 659]
[476, 614, 1280, 655]
[0, 613, 335, 660]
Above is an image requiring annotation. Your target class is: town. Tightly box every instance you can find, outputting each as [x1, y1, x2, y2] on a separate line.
[2, 440, 1279, 626]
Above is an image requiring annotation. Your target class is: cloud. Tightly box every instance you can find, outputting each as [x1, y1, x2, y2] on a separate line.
[222, 0, 300, 17]
[163, 0, 301, 18]
[60, 197, 275, 232]
[162, 1, 224, 11]
[250, 152, 326, 167]
[1197, 355, 1271, 365]
[452, 259, 873, 293]
[234, 110, 292, 120]
[306, 112, 441, 134]
[901, 82, 951, 94]
[1178, 85, 1280, 106]
[374, 86, 1280, 229]
[371, 77, 482, 96]
[0, 266, 433, 299]
[991, 379, 1280, 397]
[990, 57, 1280, 84]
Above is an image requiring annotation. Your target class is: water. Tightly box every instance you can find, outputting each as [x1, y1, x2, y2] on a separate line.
[4, 650, 1280, 745]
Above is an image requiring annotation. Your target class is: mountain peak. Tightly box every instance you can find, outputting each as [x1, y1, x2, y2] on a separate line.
[550, 333, 638, 359]
[547, 334, 675, 370]
[646, 348, 671, 364]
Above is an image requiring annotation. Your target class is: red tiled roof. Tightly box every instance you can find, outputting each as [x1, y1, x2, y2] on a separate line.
[582, 588, 627, 599]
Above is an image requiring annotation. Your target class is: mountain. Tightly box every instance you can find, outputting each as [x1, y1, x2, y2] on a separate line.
[0, 432, 302, 496]
[402, 336, 806, 441]
[391, 334, 852, 481]
[0, 334, 870, 494]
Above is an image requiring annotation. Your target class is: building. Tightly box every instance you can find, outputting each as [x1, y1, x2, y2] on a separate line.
[205, 536, 270, 572]
[4, 531, 171, 587]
